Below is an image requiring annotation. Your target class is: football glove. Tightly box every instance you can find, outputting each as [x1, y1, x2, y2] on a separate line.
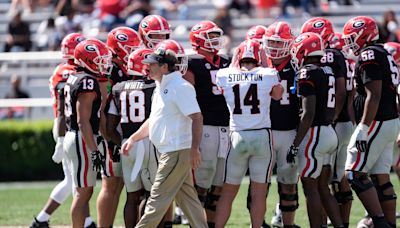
[52, 137, 65, 164]
[108, 141, 121, 162]
[91, 150, 105, 172]
[286, 145, 299, 165]
[354, 123, 369, 153]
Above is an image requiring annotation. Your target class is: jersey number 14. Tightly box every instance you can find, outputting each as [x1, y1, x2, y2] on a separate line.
[233, 84, 260, 114]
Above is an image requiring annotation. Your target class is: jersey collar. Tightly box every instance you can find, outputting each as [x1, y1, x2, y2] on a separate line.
[159, 71, 182, 88]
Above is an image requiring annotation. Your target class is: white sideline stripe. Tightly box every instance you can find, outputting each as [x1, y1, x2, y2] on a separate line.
[0, 98, 53, 107]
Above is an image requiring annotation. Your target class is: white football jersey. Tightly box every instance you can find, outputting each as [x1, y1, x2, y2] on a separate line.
[216, 67, 279, 131]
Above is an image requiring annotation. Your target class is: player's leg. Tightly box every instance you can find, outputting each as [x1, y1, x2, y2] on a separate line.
[194, 125, 220, 225]
[71, 187, 94, 227]
[301, 177, 323, 228]
[97, 140, 124, 227]
[274, 130, 299, 227]
[215, 130, 249, 228]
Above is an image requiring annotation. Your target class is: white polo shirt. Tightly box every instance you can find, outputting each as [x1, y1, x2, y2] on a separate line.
[149, 71, 201, 153]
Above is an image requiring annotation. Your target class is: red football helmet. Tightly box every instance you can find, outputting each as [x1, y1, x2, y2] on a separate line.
[107, 26, 142, 63]
[127, 47, 153, 77]
[74, 38, 113, 76]
[237, 39, 261, 64]
[329, 32, 345, 49]
[300, 17, 334, 48]
[189, 20, 224, 54]
[246, 25, 267, 44]
[139, 15, 171, 49]
[384, 42, 400, 65]
[290, 32, 325, 70]
[61, 33, 86, 59]
[343, 16, 379, 57]
[155, 39, 188, 74]
[263, 21, 294, 59]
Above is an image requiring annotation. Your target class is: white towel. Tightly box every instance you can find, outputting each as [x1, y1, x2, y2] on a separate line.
[130, 140, 145, 182]
[217, 127, 230, 158]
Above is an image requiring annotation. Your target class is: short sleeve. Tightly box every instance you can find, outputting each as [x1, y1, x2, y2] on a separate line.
[215, 69, 227, 88]
[174, 82, 201, 116]
[333, 50, 347, 79]
[77, 77, 98, 94]
[358, 49, 383, 84]
[298, 68, 317, 96]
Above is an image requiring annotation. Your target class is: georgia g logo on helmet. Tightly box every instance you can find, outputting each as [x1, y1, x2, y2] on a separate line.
[295, 34, 306, 43]
[116, 33, 128, 42]
[191, 24, 203, 32]
[313, 21, 325, 28]
[141, 21, 149, 28]
[76, 36, 85, 43]
[353, 20, 365, 28]
[85, 44, 97, 52]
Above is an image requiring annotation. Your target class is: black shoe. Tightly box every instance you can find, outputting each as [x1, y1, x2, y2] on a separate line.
[85, 222, 97, 228]
[173, 214, 182, 224]
[29, 217, 49, 228]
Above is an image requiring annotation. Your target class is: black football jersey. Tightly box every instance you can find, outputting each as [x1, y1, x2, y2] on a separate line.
[189, 55, 230, 126]
[64, 71, 102, 134]
[270, 60, 300, 130]
[111, 79, 156, 139]
[108, 62, 131, 86]
[336, 58, 355, 122]
[354, 44, 399, 122]
[297, 64, 336, 126]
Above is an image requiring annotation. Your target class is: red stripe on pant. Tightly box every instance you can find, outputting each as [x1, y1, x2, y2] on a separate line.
[351, 120, 377, 171]
[81, 138, 89, 187]
[301, 127, 315, 177]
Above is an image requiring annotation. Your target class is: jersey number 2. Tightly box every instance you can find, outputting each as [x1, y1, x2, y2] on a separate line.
[233, 84, 260, 114]
[120, 91, 145, 123]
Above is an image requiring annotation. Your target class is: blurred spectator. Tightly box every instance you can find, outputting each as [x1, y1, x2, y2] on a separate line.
[9, 0, 32, 15]
[212, 0, 233, 55]
[97, 0, 129, 31]
[55, 9, 81, 37]
[4, 10, 32, 52]
[36, 17, 62, 51]
[1, 75, 31, 119]
[256, 0, 278, 18]
[378, 10, 399, 43]
[157, 0, 188, 20]
[120, 0, 151, 30]
[55, 0, 74, 16]
[230, 0, 252, 17]
[280, 0, 302, 18]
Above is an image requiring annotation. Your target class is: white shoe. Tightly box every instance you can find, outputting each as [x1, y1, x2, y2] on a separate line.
[356, 217, 374, 228]
[181, 214, 189, 225]
[271, 203, 283, 228]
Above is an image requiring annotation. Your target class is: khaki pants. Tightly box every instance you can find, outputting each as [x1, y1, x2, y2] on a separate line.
[136, 149, 207, 228]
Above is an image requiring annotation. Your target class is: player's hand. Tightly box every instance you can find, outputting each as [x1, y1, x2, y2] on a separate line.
[91, 150, 105, 172]
[121, 138, 134, 156]
[190, 148, 201, 170]
[108, 141, 121, 162]
[396, 133, 400, 147]
[354, 123, 368, 153]
[52, 137, 65, 164]
[286, 145, 299, 165]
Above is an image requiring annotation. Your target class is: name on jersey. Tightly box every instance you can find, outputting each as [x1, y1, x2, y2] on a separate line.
[124, 81, 146, 90]
[228, 73, 263, 82]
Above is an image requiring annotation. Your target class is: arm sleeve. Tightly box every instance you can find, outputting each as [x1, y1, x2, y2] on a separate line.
[175, 82, 201, 116]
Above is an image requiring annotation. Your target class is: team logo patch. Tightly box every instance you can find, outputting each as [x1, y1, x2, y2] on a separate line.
[248, 29, 256, 37]
[191, 24, 203, 32]
[205, 63, 211, 69]
[141, 21, 148, 28]
[116, 33, 128, 42]
[353, 20, 365, 28]
[163, 89, 168, 94]
[313, 21, 325, 28]
[85, 44, 97, 52]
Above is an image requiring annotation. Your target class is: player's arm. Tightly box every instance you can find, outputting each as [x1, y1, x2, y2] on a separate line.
[360, 80, 381, 126]
[293, 95, 316, 147]
[56, 86, 66, 137]
[121, 119, 149, 155]
[334, 77, 346, 121]
[183, 69, 195, 85]
[347, 88, 356, 125]
[271, 83, 284, 100]
[106, 103, 122, 146]
[77, 92, 98, 152]
[98, 81, 109, 140]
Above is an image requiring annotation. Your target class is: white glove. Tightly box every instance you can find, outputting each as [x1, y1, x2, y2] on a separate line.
[354, 123, 369, 153]
[52, 137, 65, 163]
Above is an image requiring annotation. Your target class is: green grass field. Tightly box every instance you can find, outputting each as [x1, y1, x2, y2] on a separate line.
[0, 176, 399, 227]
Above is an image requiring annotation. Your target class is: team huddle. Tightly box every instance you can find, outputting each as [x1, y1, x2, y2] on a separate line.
[30, 13, 400, 228]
